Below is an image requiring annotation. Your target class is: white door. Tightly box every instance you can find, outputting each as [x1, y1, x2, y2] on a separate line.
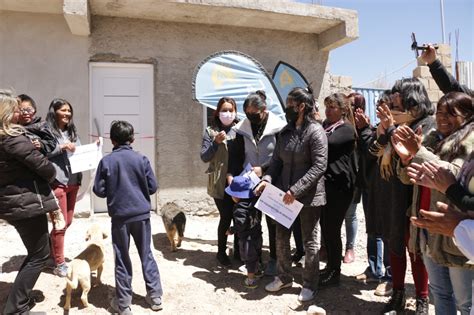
[90, 63, 155, 213]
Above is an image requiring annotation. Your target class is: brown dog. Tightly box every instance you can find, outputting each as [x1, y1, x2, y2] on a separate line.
[64, 224, 107, 310]
[161, 202, 186, 252]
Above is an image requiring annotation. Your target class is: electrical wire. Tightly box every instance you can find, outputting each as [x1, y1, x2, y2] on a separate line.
[355, 59, 417, 87]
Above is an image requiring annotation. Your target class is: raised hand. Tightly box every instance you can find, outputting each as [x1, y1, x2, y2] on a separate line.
[391, 125, 422, 164]
[420, 44, 437, 65]
[376, 103, 394, 130]
[354, 108, 369, 130]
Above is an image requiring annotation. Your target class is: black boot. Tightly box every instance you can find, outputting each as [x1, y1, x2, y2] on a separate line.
[318, 269, 340, 288]
[216, 252, 231, 267]
[382, 289, 406, 314]
[415, 297, 429, 315]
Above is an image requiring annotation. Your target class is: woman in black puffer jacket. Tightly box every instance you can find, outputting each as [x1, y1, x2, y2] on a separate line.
[0, 89, 57, 314]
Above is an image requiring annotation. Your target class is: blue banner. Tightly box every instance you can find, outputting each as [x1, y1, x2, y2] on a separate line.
[193, 51, 285, 120]
[272, 61, 310, 104]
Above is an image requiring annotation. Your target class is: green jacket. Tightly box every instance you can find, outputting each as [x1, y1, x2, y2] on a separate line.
[203, 127, 232, 199]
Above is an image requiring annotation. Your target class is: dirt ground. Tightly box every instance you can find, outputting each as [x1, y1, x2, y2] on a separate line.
[0, 205, 434, 314]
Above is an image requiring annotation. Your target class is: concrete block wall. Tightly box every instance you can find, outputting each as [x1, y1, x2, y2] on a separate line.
[412, 43, 452, 103]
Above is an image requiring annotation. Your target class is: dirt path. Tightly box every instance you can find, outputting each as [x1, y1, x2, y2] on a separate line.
[0, 206, 430, 314]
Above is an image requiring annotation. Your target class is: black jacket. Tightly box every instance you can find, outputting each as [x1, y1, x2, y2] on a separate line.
[264, 121, 328, 207]
[23, 117, 57, 155]
[428, 59, 474, 96]
[0, 134, 57, 221]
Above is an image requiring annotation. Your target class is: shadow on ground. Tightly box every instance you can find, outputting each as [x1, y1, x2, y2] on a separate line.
[57, 282, 149, 313]
[1, 255, 26, 273]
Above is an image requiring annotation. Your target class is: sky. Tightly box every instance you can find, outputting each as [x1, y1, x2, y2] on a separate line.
[296, 0, 473, 88]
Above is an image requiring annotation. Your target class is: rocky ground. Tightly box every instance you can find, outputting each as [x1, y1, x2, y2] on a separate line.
[0, 205, 434, 314]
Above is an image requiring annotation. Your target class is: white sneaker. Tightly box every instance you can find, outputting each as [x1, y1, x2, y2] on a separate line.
[265, 277, 292, 292]
[298, 287, 315, 302]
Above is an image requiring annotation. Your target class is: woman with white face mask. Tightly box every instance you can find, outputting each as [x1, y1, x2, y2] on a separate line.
[200, 97, 239, 266]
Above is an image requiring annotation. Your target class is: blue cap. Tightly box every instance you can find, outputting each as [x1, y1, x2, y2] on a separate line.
[225, 176, 255, 199]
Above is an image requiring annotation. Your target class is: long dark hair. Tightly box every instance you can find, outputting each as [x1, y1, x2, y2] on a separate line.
[212, 97, 238, 128]
[46, 98, 78, 141]
[391, 78, 434, 118]
[287, 86, 317, 126]
[435, 92, 474, 161]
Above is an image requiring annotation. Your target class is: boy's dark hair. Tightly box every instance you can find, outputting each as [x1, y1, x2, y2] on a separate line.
[18, 94, 37, 110]
[110, 120, 134, 145]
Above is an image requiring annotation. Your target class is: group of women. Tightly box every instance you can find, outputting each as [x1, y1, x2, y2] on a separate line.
[201, 87, 359, 302]
[0, 90, 81, 314]
[201, 67, 473, 314]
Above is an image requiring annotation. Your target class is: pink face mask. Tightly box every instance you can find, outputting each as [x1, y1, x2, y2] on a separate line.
[219, 111, 236, 126]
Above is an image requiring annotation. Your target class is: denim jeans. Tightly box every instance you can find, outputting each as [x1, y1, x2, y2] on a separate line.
[423, 254, 473, 315]
[344, 202, 358, 250]
[367, 234, 390, 279]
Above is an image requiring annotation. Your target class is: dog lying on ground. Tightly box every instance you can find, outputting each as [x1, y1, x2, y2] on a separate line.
[161, 202, 186, 252]
[64, 223, 108, 310]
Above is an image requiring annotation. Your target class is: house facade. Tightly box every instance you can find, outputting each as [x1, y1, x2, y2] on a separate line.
[0, 0, 358, 214]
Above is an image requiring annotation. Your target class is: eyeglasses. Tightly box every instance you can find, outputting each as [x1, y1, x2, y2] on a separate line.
[20, 108, 35, 115]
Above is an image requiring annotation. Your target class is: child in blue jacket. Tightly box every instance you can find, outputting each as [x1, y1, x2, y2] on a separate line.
[93, 120, 163, 314]
[225, 175, 263, 289]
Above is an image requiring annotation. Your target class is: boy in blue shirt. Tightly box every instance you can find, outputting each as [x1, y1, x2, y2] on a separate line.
[93, 120, 162, 314]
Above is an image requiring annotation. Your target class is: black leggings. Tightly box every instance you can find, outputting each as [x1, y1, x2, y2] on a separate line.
[320, 182, 354, 272]
[214, 194, 237, 254]
[4, 214, 50, 314]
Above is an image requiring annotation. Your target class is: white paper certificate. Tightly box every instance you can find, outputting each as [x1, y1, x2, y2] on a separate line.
[255, 183, 304, 229]
[69, 138, 103, 174]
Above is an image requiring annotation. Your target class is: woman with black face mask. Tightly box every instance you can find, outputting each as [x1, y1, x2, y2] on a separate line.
[227, 90, 286, 276]
[254, 86, 328, 302]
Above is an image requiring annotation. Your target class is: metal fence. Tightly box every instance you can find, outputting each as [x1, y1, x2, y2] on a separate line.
[352, 87, 387, 124]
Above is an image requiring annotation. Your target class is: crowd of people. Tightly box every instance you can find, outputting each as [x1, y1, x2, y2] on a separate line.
[201, 45, 473, 315]
[0, 44, 472, 314]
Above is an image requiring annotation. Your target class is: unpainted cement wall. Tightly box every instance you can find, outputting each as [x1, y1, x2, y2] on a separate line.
[89, 16, 330, 213]
[0, 11, 90, 138]
[1, 12, 332, 215]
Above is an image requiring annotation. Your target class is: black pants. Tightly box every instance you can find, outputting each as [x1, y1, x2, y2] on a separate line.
[4, 214, 50, 315]
[112, 218, 162, 310]
[320, 182, 354, 272]
[266, 215, 277, 260]
[214, 195, 238, 255]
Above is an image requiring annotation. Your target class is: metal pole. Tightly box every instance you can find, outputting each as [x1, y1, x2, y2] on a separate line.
[440, 0, 446, 43]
